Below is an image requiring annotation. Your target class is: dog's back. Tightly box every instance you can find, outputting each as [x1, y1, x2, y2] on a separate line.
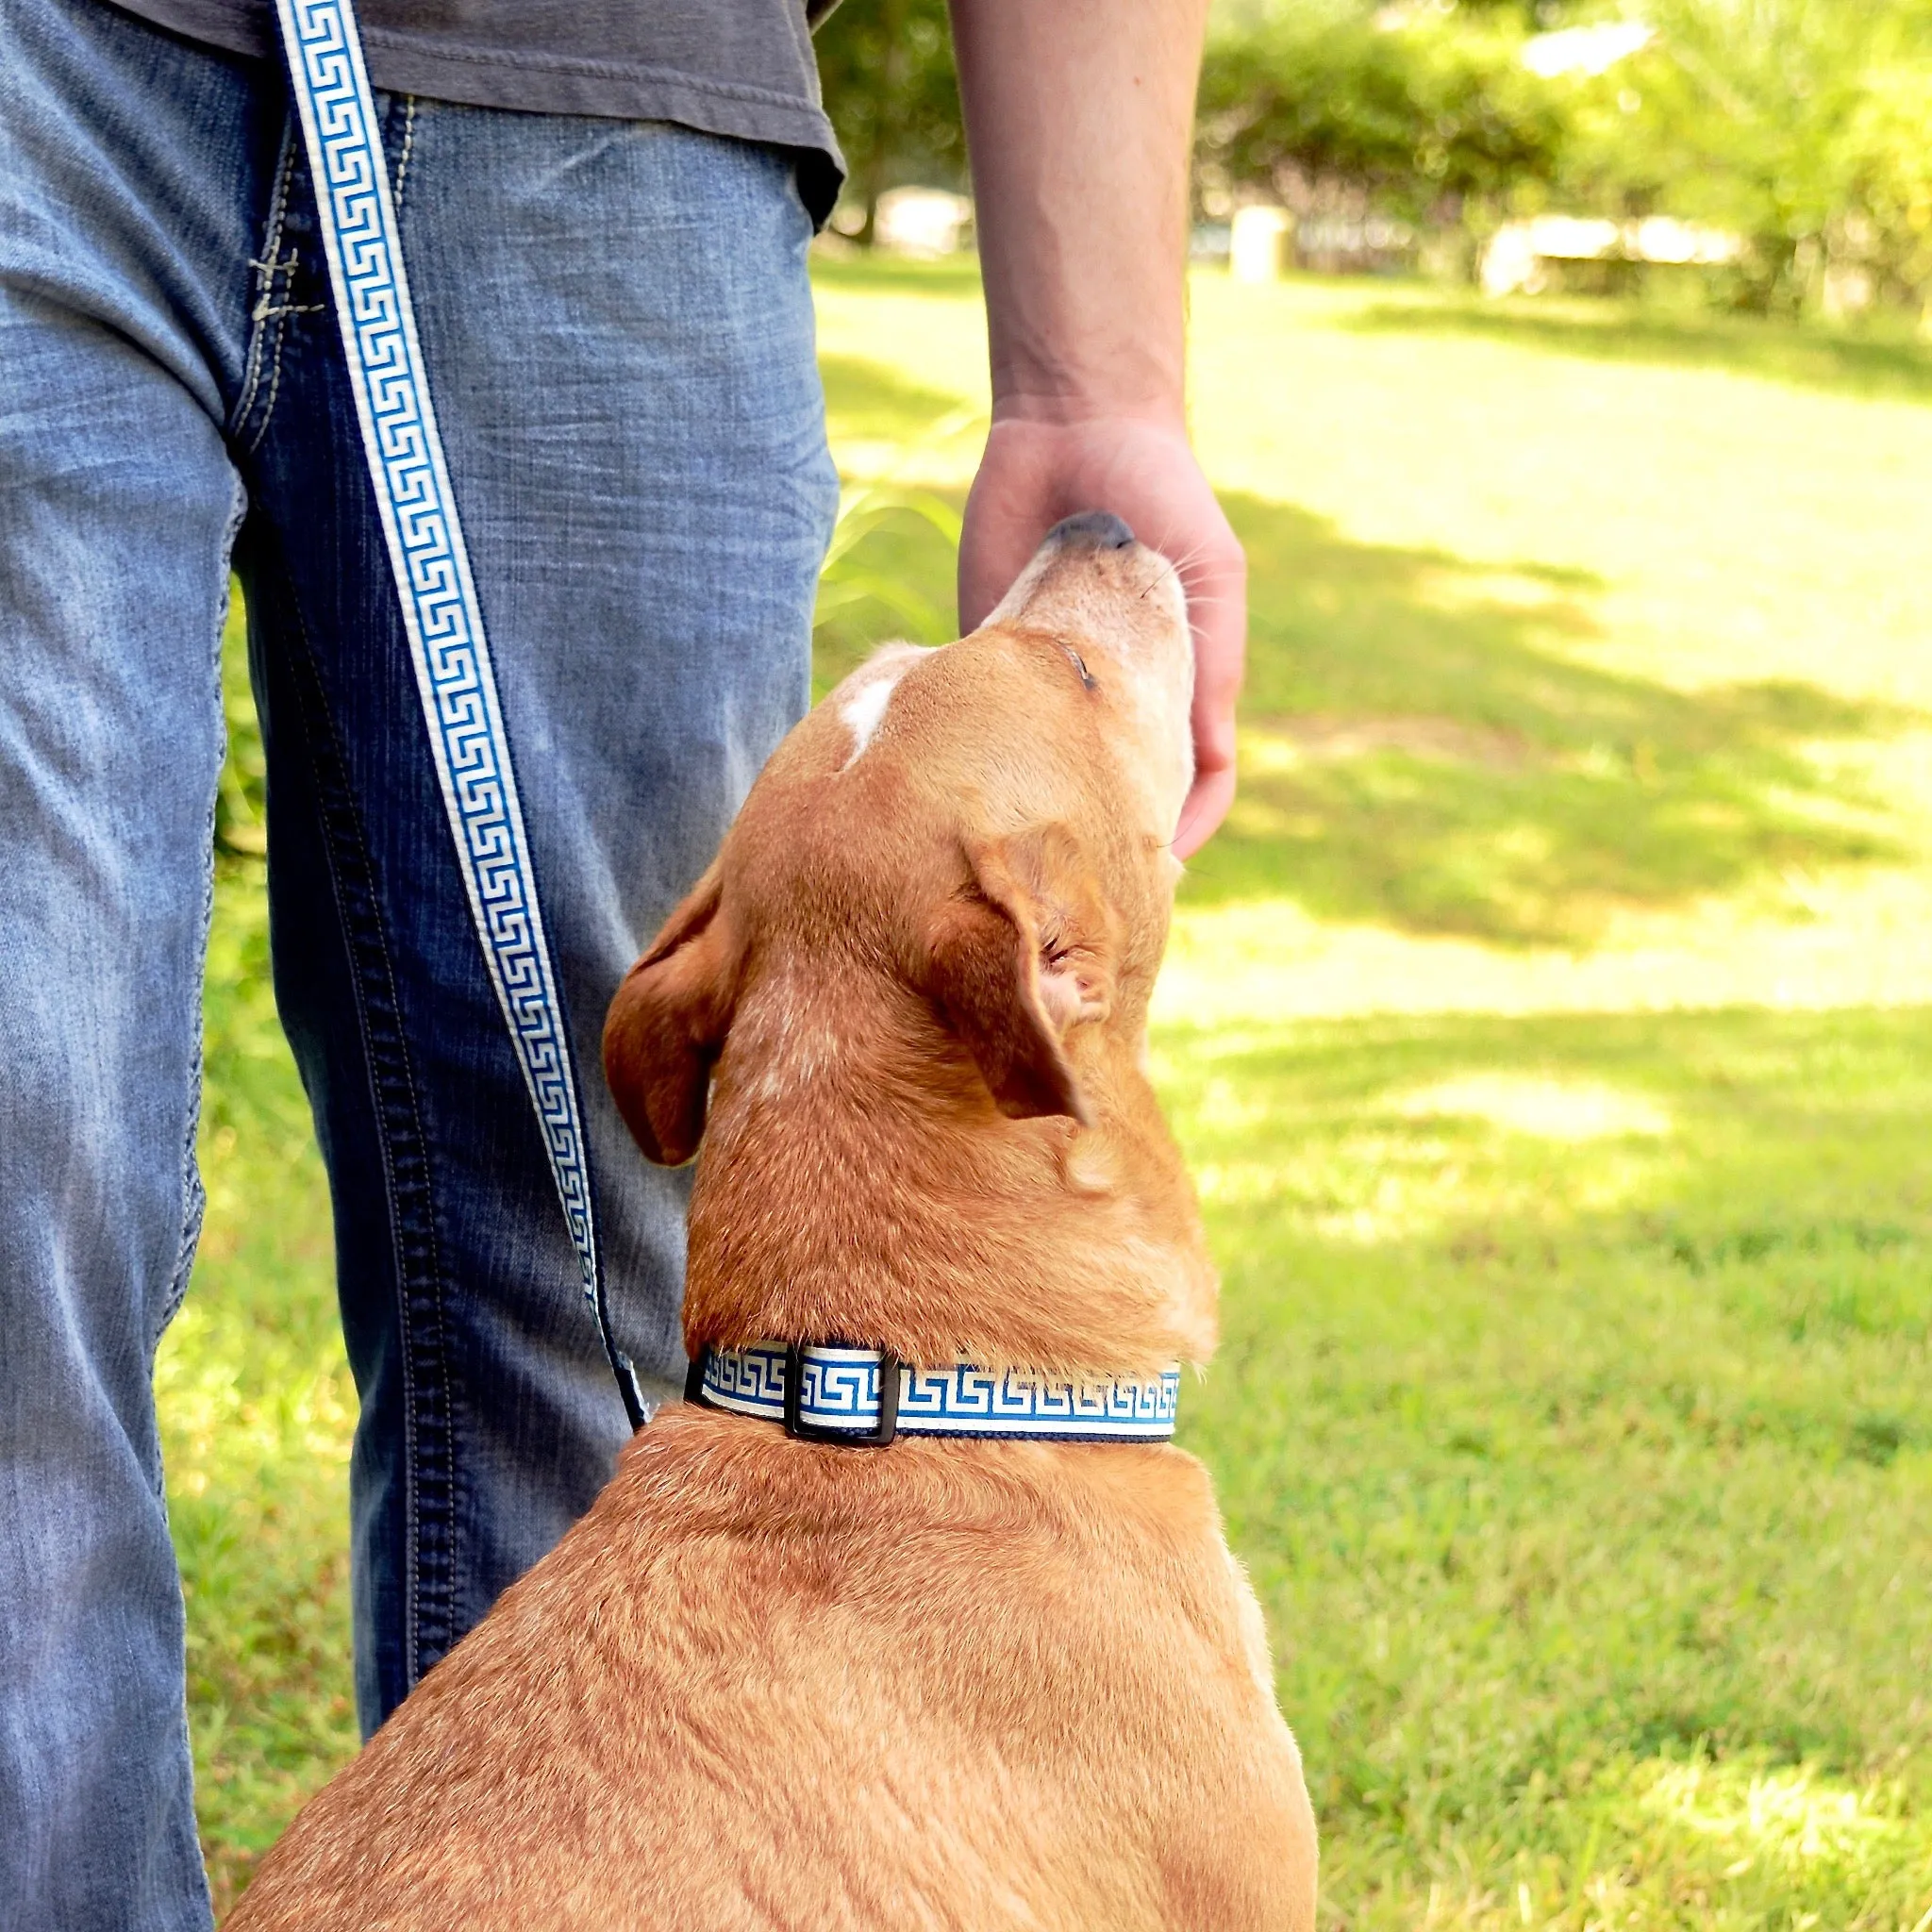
[225, 1414, 1313, 1924]
[231, 1412, 1313, 1928]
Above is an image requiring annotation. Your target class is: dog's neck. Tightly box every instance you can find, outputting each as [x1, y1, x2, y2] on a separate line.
[678, 974, 1216, 1377]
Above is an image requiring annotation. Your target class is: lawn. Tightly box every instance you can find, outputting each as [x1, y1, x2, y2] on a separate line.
[173, 262, 1932, 1925]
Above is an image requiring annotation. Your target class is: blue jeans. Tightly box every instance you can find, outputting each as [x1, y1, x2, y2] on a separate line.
[0, 0, 839, 1922]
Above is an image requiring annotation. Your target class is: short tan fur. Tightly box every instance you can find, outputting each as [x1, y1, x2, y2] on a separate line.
[229, 521, 1317, 1931]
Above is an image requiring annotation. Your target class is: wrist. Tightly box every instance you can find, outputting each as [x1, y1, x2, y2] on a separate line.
[987, 391, 1189, 436]
[984, 296, 1187, 435]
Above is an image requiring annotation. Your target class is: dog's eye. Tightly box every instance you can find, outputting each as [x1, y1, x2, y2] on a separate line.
[1059, 641, 1098, 690]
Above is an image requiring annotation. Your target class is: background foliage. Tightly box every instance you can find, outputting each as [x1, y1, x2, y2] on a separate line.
[1206, 0, 1932, 314]
[815, 0, 962, 241]
[819, 0, 1932, 316]
[1194, 2, 1568, 230]
[1550, 0, 1932, 310]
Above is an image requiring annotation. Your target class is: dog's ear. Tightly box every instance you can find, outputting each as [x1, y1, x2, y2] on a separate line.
[921, 824, 1115, 1126]
[603, 862, 741, 1166]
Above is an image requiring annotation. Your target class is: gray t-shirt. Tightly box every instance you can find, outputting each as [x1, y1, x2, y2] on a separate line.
[110, 0, 843, 222]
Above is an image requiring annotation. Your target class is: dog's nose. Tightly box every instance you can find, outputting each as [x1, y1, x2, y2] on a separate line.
[1045, 510, 1136, 552]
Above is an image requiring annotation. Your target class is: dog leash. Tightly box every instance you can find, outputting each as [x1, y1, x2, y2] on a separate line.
[272, 0, 649, 1429]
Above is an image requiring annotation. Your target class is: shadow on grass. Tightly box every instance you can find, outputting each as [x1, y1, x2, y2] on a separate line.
[820, 352, 970, 447]
[1159, 1001, 1932, 1903]
[1188, 490, 1919, 945]
[1342, 293, 1932, 408]
[815, 351, 1924, 951]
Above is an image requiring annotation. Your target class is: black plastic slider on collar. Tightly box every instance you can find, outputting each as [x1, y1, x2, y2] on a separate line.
[685, 1343, 903, 1447]
[783, 1341, 900, 1446]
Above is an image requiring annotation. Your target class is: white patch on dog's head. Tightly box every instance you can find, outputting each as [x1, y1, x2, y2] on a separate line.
[840, 677, 897, 768]
[838, 643, 929, 772]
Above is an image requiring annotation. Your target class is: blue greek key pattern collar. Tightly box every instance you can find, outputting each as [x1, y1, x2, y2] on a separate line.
[687, 1341, 1182, 1446]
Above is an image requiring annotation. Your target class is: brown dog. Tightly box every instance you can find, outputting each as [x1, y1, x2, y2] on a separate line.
[227, 514, 1317, 1930]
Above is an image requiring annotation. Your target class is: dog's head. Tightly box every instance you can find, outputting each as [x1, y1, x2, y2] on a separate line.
[604, 514, 1214, 1370]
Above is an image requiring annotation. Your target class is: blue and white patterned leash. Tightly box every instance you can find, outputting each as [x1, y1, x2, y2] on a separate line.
[272, 0, 648, 1428]
[692, 1342, 1182, 1446]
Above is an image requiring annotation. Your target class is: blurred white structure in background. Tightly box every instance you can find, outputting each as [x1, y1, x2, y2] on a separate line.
[873, 187, 974, 258]
[1481, 214, 1743, 295]
[1520, 20, 1654, 77]
[1230, 205, 1294, 283]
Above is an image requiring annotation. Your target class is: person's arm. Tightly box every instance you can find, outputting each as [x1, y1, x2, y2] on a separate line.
[949, 0, 1242, 857]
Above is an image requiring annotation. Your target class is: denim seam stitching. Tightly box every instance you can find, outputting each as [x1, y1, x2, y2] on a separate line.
[392, 95, 420, 217]
[275, 591, 458, 1691]
[243, 297, 296, 457]
[233, 125, 297, 440]
[152, 488, 252, 1371]
[294, 630, 424, 1684]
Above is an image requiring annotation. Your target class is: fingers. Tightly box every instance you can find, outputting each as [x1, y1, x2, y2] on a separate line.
[1175, 519, 1246, 857]
[956, 414, 1247, 854]
[958, 484, 1028, 637]
[957, 418, 1068, 633]
[1174, 761, 1237, 862]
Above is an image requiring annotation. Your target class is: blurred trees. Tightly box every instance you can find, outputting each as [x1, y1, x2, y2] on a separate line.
[1197, 0, 1932, 313]
[1193, 3, 1567, 234]
[1848, 57, 1932, 307]
[1555, 0, 1932, 309]
[815, 0, 964, 243]
[812, 0, 1932, 314]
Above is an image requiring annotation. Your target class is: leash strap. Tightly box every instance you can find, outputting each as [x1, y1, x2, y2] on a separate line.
[692, 1342, 1182, 1445]
[272, 0, 648, 1428]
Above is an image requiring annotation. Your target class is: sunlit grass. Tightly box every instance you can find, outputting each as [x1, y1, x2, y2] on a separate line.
[1158, 1000, 1932, 1927]
[176, 259, 1932, 1924]
[1387, 1072, 1674, 1141]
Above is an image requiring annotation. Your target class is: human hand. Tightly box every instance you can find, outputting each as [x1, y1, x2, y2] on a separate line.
[958, 411, 1245, 858]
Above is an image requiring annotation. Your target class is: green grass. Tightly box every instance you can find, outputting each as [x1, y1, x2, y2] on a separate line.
[1166, 1007, 1932, 1928]
[1341, 293, 1932, 408]
[176, 263, 1932, 1924]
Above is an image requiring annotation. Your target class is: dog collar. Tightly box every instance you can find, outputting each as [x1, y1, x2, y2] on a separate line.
[686, 1341, 1181, 1447]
